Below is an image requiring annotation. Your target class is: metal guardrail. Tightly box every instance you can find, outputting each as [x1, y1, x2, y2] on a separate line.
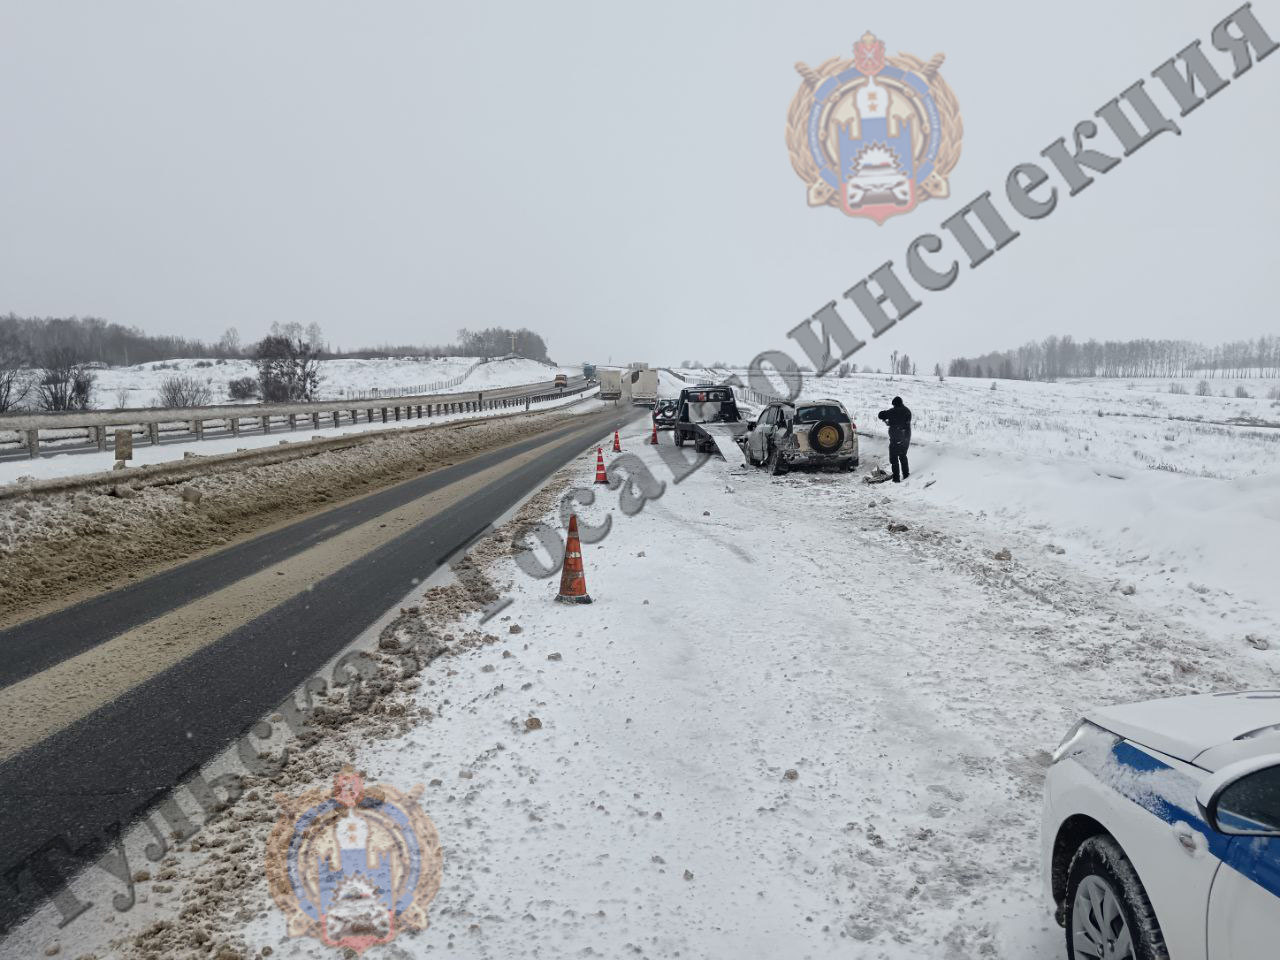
[0, 380, 592, 459]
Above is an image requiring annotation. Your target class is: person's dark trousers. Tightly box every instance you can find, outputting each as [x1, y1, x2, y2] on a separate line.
[889, 443, 910, 481]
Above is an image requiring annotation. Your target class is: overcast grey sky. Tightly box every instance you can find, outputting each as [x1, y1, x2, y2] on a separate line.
[2, 1, 1277, 370]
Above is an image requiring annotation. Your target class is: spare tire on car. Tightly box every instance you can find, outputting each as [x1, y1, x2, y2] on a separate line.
[808, 420, 845, 454]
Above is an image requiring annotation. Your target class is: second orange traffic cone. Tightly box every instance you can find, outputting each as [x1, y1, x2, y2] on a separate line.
[593, 447, 608, 485]
[648, 420, 659, 444]
[612, 430, 622, 453]
[554, 514, 592, 604]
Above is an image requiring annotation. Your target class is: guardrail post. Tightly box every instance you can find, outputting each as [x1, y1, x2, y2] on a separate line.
[394, 406, 400, 421]
[288, 414, 297, 431]
[230, 416, 240, 437]
[24, 429, 38, 458]
[261, 416, 271, 435]
[190, 419, 203, 439]
[478, 391, 483, 410]
[92, 425, 105, 451]
[367, 408, 373, 423]
[524, 397, 530, 412]
[380, 407, 387, 423]
[416, 404, 422, 418]
[311, 412, 320, 430]
[148, 422, 160, 445]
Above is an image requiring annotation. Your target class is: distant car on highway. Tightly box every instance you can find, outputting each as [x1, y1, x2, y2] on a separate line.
[1043, 691, 1280, 960]
[740, 399, 858, 474]
[553, 374, 568, 390]
[652, 399, 679, 430]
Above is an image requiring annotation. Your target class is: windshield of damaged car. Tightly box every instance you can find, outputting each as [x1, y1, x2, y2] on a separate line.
[794, 405, 844, 423]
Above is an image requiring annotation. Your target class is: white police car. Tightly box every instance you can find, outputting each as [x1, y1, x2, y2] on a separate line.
[1043, 691, 1280, 959]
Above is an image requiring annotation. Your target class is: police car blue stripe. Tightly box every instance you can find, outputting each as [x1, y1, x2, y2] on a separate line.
[1105, 740, 1280, 901]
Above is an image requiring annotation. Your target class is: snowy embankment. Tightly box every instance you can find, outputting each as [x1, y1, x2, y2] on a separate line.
[0, 387, 597, 487]
[736, 372, 1280, 651]
[76, 355, 577, 408]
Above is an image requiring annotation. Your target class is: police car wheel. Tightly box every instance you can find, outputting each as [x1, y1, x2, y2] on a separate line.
[1065, 835, 1167, 960]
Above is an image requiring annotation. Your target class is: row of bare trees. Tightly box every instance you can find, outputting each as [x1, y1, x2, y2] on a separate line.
[949, 335, 1280, 381]
[0, 332, 98, 412]
[0, 315, 554, 413]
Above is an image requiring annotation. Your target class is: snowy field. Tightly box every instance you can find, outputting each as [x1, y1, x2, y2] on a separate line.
[74, 356, 578, 408]
[3, 375, 1278, 959]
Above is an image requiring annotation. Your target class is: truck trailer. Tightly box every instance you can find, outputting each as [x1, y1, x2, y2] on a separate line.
[598, 369, 623, 400]
[629, 369, 657, 406]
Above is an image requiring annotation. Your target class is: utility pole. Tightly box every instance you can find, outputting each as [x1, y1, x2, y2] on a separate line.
[509, 332, 518, 355]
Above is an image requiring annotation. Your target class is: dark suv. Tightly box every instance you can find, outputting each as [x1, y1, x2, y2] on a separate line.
[652, 398, 679, 430]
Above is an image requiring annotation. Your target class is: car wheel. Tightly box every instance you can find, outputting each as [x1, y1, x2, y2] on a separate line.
[807, 420, 845, 455]
[1065, 835, 1168, 960]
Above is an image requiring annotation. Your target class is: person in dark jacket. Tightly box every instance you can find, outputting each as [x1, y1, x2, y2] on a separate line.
[877, 396, 912, 482]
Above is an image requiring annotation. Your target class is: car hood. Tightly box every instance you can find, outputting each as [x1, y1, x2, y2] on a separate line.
[1087, 690, 1280, 770]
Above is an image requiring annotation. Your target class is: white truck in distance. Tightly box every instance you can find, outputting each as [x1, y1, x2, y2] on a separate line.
[629, 369, 657, 407]
[598, 369, 623, 400]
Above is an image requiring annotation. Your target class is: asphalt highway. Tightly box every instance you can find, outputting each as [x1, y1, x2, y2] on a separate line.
[0, 401, 640, 932]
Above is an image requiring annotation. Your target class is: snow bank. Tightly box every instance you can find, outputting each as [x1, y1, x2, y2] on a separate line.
[74, 356, 579, 408]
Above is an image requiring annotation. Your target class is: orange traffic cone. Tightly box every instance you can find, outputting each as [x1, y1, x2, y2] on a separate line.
[648, 420, 659, 445]
[555, 514, 593, 604]
[612, 430, 622, 453]
[593, 447, 608, 485]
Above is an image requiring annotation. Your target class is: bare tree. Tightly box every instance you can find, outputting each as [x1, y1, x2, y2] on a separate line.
[37, 346, 95, 410]
[217, 327, 242, 357]
[157, 375, 213, 407]
[255, 335, 322, 401]
[112, 386, 133, 408]
[0, 329, 32, 412]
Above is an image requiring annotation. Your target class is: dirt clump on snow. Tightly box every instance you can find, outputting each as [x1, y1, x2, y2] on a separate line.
[0, 408, 592, 627]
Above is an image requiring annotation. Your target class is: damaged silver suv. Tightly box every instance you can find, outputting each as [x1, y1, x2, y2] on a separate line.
[740, 399, 859, 474]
